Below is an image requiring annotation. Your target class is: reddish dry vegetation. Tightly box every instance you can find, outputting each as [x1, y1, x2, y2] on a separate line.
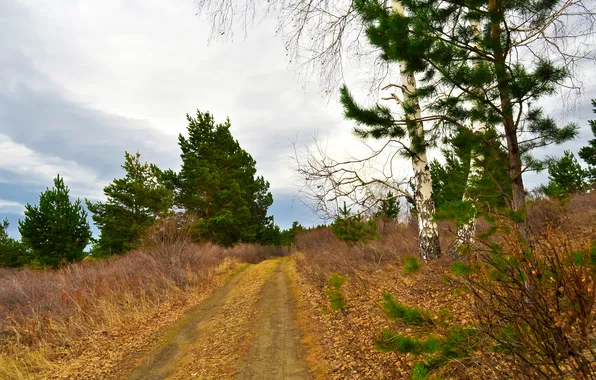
[292, 193, 596, 379]
[0, 220, 288, 379]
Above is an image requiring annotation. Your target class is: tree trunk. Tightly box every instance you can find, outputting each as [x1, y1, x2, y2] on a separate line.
[488, 0, 530, 242]
[392, 0, 441, 260]
[448, 20, 483, 258]
[412, 149, 442, 261]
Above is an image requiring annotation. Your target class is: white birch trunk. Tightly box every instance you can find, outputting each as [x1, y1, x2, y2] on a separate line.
[448, 20, 484, 258]
[392, 1, 441, 261]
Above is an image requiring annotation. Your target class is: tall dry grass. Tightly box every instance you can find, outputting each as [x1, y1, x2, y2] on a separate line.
[0, 218, 288, 378]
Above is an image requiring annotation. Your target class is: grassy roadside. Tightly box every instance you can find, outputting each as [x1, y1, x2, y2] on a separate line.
[0, 258, 244, 380]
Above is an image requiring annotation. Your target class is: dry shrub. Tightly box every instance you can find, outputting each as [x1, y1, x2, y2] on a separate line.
[461, 219, 596, 379]
[528, 192, 596, 237]
[294, 219, 454, 286]
[293, 193, 596, 379]
[0, 216, 287, 378]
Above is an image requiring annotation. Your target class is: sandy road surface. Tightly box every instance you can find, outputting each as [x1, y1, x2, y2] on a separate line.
[125, 258, 309, 380]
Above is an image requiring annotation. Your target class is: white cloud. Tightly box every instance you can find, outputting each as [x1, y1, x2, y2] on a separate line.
[0, 199, 25, 215]
[0, 134, 103, 200]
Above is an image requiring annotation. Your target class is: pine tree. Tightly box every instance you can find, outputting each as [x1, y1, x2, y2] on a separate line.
[432, 128, 511, 256]
[375, 191, 402, 221]
[86, 152, 173, 255]
[351, 0, 579, 243]
[579, 99, 596, 184]
[331, 202, 378, 244]
[19, 175, 91, 268]
[0, 218, 26, 267]
[540, 150, 588, 198]
[167, 110, 273, 246]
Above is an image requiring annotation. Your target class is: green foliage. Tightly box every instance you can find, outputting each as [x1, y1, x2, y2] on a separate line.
[403, 255, 423, 274]
[375, 330, 421, 353]
[276, 221, 303, 247]
[375, 327, 476, 377]
[378, 292, 478, 378]
[451, 262, 472, 276]
[339, 85, 403, 139]
[571, 241, 596, 269]
[18, 175, 91, 268]
[86, 152, 173, 255]
[0, 219, 26, 267]
[381, 292, 432, 325]
[375, 191, 401, 221]
[351, 0, 579, 228]
[431, 128, 511, 225]
[331, 202, 378, 244]
[325, 272, 348, 311]
[165, 110, 273, 246]
[540, 150, 588, 197]
[579, 99, 596, 183]
[412, 362, 430, 380]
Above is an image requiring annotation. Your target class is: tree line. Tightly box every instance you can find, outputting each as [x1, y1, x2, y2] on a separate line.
[0, 110, 301, 268]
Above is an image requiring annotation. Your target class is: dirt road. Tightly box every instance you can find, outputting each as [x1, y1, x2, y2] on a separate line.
[125, 258, 309, 380]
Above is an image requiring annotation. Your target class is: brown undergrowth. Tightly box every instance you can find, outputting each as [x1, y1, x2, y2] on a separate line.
[0, 219, 288, 379]
[292, 193, 596, 379]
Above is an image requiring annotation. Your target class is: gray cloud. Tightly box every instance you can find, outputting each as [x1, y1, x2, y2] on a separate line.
[1, 0, 595, 241]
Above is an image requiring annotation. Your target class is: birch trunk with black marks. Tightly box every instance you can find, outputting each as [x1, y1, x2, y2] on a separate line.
[393, 0, 441, 261]
[448, 20, 484, 258]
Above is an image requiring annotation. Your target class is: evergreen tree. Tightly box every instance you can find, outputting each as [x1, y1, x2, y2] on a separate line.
[351, 0, 580, 242]
[166, 110, 273, 246]
[19, 175, 91, 268]
[86, 152, 173, 255]
[375, 191, 401, 221]
[540, 151, 588, 198]
[0, 218, 26, 267]
[331, 202, 378, 244]
[432, 129, 511, 220]
[579, 99, 596, 184]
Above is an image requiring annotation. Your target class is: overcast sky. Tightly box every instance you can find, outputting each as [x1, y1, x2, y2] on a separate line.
[1, 0, 595, 238]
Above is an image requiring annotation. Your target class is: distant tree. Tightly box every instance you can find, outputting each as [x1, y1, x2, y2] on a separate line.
[331, 202, 378, 244]
[0, 218, 26, 267]
[165, 110, 273, 246]
[279, 221, 304, 246]
[86, 152, 173, 255]
[19, 175, 91, 268]
[255, 216, 282, 246]
[579, 100, 596, 184]
[375, 192, 401, 221]
[540, 151, 588, 198]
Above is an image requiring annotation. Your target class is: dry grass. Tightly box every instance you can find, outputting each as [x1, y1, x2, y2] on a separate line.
[0, 219, 288, 379]
[292, 192, 596, 379]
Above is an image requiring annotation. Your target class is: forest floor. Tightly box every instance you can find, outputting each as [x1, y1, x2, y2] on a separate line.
[119, 258, 310, 380]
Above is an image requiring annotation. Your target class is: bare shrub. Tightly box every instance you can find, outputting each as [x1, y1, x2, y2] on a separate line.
[457, 216, 596, 379]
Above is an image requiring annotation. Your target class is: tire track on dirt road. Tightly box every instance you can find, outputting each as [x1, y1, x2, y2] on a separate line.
[236, 260, 309, 380]
[125, 258, 310, 380]
[126, 265, 250, 380]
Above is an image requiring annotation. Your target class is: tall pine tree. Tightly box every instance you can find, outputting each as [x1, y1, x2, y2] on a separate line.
[86, 152, 173, 255]
[164, 110, 273, 246]
[19, 175, 91, 268]
[351, 0, 580, 243]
